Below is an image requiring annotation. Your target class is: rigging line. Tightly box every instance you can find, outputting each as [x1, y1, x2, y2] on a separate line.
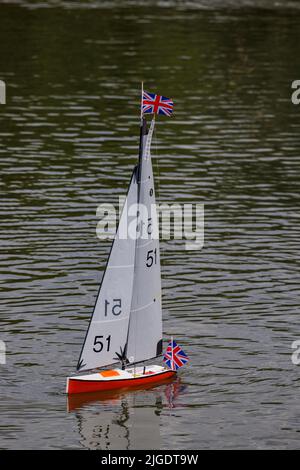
[153, 120, 163, 277]
[92, 317, 129, 324]
[153, 119, 161, 201]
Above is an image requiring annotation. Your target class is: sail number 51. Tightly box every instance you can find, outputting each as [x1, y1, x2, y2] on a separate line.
[146, 248, 157, 267]
[93, 335, 111, 353]
[105, 299, 121, 316]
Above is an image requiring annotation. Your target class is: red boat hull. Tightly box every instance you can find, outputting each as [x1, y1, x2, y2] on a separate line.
[67, 369, 176, 395]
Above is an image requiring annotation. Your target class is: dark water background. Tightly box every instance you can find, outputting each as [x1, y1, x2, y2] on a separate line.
[0, 0, 300, 449]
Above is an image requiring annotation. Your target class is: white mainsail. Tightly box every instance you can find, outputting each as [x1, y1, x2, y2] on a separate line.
[126, 119, 163, 363]
[77, 170, 138, 371]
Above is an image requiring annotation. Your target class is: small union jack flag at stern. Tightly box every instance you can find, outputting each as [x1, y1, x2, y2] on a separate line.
[142, 91, 174, 117]
[163, 339, 189, 371]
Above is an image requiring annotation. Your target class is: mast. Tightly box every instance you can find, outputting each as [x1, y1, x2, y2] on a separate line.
[126, 115, 163, 365]
[138, 117, 148, 187]
[138, 81, 146, 187]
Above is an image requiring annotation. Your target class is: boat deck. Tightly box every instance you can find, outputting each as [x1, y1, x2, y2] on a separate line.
[70, 365, 166, 382]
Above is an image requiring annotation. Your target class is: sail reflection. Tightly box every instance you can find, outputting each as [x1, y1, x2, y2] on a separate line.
[68, 377, 185, 450]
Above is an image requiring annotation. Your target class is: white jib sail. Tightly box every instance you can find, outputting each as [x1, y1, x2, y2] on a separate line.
[77, 170, 138, 371]
[127, 119, 163, 364]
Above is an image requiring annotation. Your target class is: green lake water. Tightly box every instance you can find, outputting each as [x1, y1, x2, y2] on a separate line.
[0, 0, 300, 449]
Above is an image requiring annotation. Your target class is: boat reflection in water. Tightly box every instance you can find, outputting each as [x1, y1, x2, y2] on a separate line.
[68, 377, 186, 450]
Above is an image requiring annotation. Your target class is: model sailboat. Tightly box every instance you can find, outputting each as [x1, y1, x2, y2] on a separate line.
[66, 89, 188, 395]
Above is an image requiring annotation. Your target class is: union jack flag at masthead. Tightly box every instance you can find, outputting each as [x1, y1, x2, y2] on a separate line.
[163, 340, 189, 371]
[142, 91, 174, 117]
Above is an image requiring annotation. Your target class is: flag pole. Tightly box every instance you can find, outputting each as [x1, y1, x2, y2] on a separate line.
[140, 81, 144, 123]
[171, 336, 174, 371]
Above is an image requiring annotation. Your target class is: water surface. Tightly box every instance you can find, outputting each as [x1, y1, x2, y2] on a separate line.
[0, 0, 300, 449]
